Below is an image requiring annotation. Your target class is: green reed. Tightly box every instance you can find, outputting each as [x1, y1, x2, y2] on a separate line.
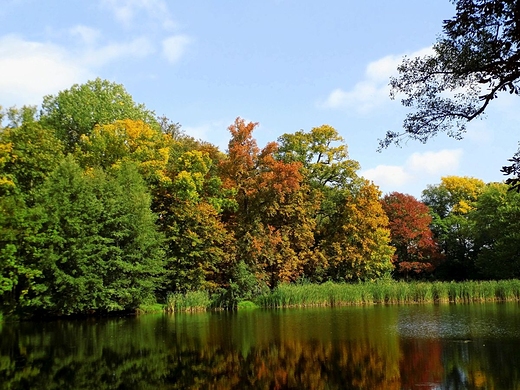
[257, 280, 520, 308]
[165, 291, 211, 312]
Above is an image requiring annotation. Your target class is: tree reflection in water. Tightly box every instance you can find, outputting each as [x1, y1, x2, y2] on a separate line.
[1, 304, 519, 389]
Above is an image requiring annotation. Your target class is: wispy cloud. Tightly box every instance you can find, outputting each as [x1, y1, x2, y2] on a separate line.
[0, 0, 190, 107]
[0, 32, 156, 106]
[361, 149, 463, 195]
[81, 37, 154, 67]
[361, 165, 412, 188]
[69, 25, 102, 46]
[162, 35, 191, 64]
[320, 47, 433, 113]
[99, 0, 192, 65]
[0, 35, 92, 105]
[100, 0, 176, 30]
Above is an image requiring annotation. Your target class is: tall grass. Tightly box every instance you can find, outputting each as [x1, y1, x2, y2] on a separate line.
[257, 279, 520, 308]
[162, 280, 520, 312]
[165, 291, 211, 312]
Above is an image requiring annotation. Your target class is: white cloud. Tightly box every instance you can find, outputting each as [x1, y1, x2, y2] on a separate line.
[407, 149, 463, 175]
[362, 165, 411, 187]
[101, 0, 176, 30]
[0, 33, 157, 106]
[361, 148, 463, 195]
[321, 47, 433, 113]
[162, 35, 191, 64]
[82, 37, 154, 67]
[0, 35, 92, 105]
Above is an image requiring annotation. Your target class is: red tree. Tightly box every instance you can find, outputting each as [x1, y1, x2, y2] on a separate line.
[381, 192, 443, 278]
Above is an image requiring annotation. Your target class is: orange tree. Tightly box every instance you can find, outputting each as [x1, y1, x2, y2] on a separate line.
[219, 118, 317, 289]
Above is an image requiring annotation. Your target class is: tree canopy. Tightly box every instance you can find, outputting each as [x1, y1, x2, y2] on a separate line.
[4, 78, 520, 316]
[41, 78, 158, 151]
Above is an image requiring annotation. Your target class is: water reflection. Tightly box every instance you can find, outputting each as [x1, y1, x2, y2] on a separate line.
[1, 303, 519, 389]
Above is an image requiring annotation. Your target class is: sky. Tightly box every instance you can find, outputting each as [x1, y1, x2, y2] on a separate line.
[1, 0, 517, 198]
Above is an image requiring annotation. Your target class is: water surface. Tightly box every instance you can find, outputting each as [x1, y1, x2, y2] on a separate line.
[1, 303, 519, 389]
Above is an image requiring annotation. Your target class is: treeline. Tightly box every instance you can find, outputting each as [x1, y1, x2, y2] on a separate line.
[0, 79, 518, 316]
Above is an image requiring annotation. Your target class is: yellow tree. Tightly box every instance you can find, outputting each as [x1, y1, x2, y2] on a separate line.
[278, 125, 394, 281]
[319, 180, 394, 281]
[75, 119, 172, 186]
[41, 78, 158, 150]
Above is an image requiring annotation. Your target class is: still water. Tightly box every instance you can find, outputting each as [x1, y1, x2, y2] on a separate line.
[1, 303, 520, 389]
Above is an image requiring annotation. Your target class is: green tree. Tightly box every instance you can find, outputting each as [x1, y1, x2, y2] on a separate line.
[0, 117, 65, 312]
[471, 182, 520, 279]
[155, 148, 236, 294]
[23, 157, 164, 315]
[422, 176, 485, 280]
[382, 0, 520, 189]
[41, 78, 158, 150]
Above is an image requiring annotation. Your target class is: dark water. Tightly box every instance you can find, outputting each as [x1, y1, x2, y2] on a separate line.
[1, 303, 520, 389]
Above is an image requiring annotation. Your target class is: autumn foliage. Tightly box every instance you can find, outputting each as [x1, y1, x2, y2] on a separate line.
[3, 79, 518, 316]
[381, 192, 443, 278]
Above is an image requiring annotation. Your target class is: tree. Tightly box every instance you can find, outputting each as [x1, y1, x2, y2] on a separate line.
[74, 119, 172, 186]
[155, 148, 236, 294]
[41, 78, 158, 150]
[318, 181, 394, 281]
[421, 176, 485, 280]
[382, 0, 520, 186]
[219, 118, 316, 288]
[381, 192, 443, 279]
[278, 126, 394, 281]
[22, 157, 164, 315]
[0, 117, 65, 312]
[471, 182, 520, 279]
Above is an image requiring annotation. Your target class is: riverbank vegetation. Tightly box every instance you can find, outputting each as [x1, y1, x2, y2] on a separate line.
[164, 279, 520, 311]
[2, 79, 520, 318]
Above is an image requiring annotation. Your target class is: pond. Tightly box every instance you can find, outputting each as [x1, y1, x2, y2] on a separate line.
[1, 303, 519, 389]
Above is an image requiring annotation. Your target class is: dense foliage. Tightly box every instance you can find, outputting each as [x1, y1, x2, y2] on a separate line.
[381, 192, 443, 279]
[1, 79, 520, 316]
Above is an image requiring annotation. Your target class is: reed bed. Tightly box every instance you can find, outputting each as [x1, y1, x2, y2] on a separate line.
[163, 280, 520, 312]
[165, 291, 211, 312]
[257, 279, 520, 308]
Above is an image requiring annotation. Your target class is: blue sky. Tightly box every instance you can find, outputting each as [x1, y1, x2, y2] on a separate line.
[1, 0, 517, 197]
